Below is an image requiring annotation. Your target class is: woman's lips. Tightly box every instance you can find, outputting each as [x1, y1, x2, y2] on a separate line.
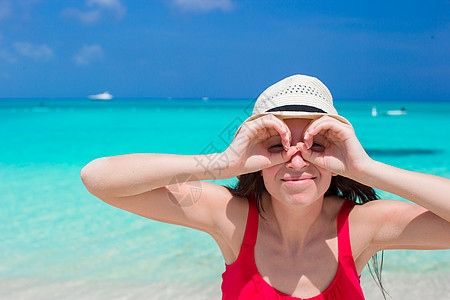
[281, 177, 315, 185]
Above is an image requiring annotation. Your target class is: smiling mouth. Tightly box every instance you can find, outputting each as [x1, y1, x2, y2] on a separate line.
[281, 178, 315, 187]
[281, 177, 316, 184]
[282, 177, 315, 181]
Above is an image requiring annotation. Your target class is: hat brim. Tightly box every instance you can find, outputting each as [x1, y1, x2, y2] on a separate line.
[233, 111, 350, 139]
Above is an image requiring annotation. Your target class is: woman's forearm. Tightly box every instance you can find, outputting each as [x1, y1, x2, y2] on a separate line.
[355, 159, 450, 221]
[80, 152, 235, 198]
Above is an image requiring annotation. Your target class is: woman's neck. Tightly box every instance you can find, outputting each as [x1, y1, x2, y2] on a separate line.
[261, 192, 329, 254]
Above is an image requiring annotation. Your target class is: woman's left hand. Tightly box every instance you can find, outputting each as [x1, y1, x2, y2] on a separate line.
[299, 116, 372, 179]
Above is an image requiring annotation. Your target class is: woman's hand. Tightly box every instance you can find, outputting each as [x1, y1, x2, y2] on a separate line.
[299, 116, 372, 179]
[225, 114, 299, 176]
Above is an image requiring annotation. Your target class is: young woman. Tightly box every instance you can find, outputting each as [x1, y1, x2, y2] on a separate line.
[81, 75, 450, 299]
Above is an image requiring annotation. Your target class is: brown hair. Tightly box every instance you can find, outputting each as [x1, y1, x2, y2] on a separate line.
[226, 172, 387, 298]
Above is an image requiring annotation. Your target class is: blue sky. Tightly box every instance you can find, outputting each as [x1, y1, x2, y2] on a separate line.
[0, 0, 448, 100]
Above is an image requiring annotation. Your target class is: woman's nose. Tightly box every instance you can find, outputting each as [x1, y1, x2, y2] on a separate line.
[286, 150, 309, 171]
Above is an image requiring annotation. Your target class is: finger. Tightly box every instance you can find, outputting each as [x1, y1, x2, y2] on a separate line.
[308, 116, 353, 136]
[247, 115, 291, 150]
[264, 115, 292, 150]
[304, 117, 350, 148]
[243, 115, 286, 137]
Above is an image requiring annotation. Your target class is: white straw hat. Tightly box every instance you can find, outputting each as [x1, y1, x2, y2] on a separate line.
[234, 74, 349, 136]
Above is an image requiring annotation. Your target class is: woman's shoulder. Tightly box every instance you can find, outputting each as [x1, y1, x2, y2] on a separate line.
[199, 181, 250, 213]
[348, 199, 417, 220]
[323, 196, 381, 227]
[201, 183, 251, 264]
[324, 196, 402, 218]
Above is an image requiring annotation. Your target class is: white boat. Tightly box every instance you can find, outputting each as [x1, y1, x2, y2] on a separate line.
[372, 107, 407, 116]
[88, 91, 113, 100]
[385, 109, 406, 116]
[385, 107, 407, 116]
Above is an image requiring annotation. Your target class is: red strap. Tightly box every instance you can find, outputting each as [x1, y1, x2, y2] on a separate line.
[242, 196, 354, 253]
[242, 194, 259, 247]
[337, 200, 355, 256]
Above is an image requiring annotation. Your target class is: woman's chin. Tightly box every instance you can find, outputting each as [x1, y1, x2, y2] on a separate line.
[277, 191, 321, 207]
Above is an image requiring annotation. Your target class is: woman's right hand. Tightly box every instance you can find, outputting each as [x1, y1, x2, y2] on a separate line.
[224, 114, 299, 176]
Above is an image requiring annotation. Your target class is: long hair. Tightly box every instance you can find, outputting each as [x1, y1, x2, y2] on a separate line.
[227, 172, 388, 299]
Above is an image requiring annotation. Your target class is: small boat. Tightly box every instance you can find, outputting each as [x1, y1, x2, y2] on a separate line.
[385, 107, 407, 116]
[88, 91, 113, 100]
[372, 107, 407, 117]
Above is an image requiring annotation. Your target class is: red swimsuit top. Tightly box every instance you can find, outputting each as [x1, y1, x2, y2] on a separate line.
[221, 195, 365, 300]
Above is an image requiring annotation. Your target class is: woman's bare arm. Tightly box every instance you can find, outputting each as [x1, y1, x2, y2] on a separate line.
[356, 160, 450, 222]
[80, 153, 233, 198]
[352, 161, 450, 251]
[80, 153, 238, 233]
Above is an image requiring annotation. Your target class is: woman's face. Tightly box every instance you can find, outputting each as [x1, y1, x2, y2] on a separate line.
[261, 118, 333, 206]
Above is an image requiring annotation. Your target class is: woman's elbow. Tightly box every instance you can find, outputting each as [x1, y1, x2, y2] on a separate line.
[80, 157, 109, 195]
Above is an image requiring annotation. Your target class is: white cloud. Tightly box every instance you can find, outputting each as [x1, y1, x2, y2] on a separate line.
[0, 0, 12, 20]
[62, 0, 125, 25]
[13, 42, 53, 61]
[73, 44, 104, 66]
[173, 0, 234, 12]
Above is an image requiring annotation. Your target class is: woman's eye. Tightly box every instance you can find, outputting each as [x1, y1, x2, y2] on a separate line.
[268, 144, 284, 153]
[311, 143, 325, 152]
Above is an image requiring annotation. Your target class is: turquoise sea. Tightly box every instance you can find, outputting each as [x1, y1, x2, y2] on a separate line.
[1, 98, 449, 299]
